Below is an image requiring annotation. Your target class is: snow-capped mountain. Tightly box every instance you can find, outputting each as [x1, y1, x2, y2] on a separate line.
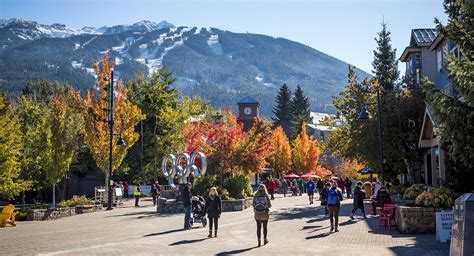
[0, 19, 369, 115]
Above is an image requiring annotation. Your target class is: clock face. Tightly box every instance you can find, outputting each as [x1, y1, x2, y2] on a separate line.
[244, 107, 252, 115]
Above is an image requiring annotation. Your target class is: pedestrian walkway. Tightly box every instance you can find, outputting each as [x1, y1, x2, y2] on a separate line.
[0, 194, 449, 255]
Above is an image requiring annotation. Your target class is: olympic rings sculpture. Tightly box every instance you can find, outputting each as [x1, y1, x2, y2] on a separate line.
[161, 152, 207, 188]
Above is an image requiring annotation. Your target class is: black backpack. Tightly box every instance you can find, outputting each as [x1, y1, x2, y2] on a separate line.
[254, 196, 268, 212]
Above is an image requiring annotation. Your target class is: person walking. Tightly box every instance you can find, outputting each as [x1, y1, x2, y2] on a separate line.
[151, 181, 161, 206]
[337, 177, 345, 196]
[205, 187, 222, 238]
[267, 178, 276, 200]
[306, 178, 316, 204]
[344, 177, 353, 198]
[327, 182, 344, 232]
[316, 178, 324, 195]
[123, 182, 129, 198]
[320, 182, 330, 215]
[182, 182, 193, 230]
[253, 184, 271, 247]
[297, 178, 304, 196]
[281, 179, 289, 197]
[350, 181, 366, 219]
[133, 183, 141, 207]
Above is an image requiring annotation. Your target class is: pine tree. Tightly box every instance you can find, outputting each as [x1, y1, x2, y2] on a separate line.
[291, 85, 312, 138]
[272, 83, 292, 137]
[422, 0, 474, 191]
[372, 21, 399, 92]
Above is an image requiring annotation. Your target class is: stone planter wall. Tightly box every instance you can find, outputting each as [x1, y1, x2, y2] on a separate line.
[160, 190, 180, 200]
[396, 206, 449, 233]
[27, 205, 103, 221]
[157, 197, 253, 214]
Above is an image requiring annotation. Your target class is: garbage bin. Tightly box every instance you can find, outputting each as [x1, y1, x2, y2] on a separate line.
[450, 193, 474, 256]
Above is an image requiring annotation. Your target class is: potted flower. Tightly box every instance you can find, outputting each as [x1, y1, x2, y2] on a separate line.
[403, 184, 425, 206]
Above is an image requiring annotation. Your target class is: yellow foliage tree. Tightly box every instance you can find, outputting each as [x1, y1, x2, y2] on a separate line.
[267, 126, 292, 177]
[335, 158, 366, 179]
[292, 123, 321, 174]
[83, 54, 145, 184]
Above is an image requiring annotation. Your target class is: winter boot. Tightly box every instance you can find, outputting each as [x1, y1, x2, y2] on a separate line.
[335, 226, 339, 232]
[214, 230, 218, 237]
[207, 231, 212, 238]
[264, 238, 269, 245]
[258, 239, 261, 247]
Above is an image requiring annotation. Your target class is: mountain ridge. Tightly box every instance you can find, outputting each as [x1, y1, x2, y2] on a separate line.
[0, 19, 370, 115]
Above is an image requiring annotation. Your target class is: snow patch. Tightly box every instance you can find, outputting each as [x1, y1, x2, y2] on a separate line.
[115, 57, 123, 65]
[255, 75, 263, 82]
[139, 44, 147, 49]
[82, 36, 97, 48]
[74, 43, 80, 50]
[71, 60, 82, 68]
[263, 83, 275, 88]
[207, 34, 223, 55]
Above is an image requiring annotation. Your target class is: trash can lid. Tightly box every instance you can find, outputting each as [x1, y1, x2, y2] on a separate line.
[455, 193, 474, 203]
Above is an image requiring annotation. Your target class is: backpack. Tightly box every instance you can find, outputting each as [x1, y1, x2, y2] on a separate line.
[254, 196, 268, 212]
[327, 189, 340, 205]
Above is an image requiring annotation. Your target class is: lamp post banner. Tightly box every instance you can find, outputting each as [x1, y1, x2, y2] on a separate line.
[161, 152, 207, 188]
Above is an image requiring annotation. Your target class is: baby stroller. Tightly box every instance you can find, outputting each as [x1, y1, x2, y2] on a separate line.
[190, 196, 207, 228]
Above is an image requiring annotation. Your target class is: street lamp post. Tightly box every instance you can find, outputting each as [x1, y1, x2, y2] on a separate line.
[358, 87, 385, 184]
[107, 70, 114, 211]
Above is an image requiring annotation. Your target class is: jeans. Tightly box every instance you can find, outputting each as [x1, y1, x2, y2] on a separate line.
[256, 220, 268, 240]
[134, 195, 139, 206]
[184, 206, 191, 229]
[209, 217, 219, 231]
[327, 204, 340, 227]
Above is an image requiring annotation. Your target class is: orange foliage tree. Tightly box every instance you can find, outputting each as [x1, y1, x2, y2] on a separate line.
[292, 123, 320, 174]
[83, 54, 145, 184]
[267, 126, 292, 177]
[336, 158, 364, 179]
[315, 165, 333, 178]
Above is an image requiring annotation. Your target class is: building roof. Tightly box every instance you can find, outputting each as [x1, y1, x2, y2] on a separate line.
[400, 45, 421, 62]
[428, 33, 445, 51]
[237, 97, 258, 104]
[411, 29, 438, 46]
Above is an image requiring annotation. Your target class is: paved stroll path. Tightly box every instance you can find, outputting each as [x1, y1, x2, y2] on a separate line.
[0, 194, 449, 255]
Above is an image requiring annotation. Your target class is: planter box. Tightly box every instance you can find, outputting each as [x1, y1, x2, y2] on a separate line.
[26, 205, 103, 221]
[395, 205, 449, 233]
[156, 197, 253, 214]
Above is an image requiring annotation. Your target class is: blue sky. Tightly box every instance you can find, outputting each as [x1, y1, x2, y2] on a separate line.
[1, 0, 447, 74]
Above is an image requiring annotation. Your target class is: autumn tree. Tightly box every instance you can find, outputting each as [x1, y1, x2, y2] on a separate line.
[83, 54, 144, 186]
[0, 94, 31, 200]
[267, 127, 292, 177]
[336, 159, 364, 179]
[292, 123, 320, 174]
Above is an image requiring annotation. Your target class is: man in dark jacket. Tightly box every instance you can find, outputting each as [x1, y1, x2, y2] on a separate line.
[316, 178, 324, 194]
[344, 177, 353, 198]
[182, 182, 193, 230]
[350, 181, 366, 219]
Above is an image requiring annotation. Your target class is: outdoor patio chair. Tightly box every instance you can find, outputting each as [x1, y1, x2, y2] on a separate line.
[0, 204, 16, 227]
[377, 207, 395, 231]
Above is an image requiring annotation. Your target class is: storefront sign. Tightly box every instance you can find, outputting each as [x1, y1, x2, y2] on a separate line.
[436, 210, 453, 242]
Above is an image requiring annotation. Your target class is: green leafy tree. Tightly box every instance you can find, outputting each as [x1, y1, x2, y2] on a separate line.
[372, 21, 399, 92]
[272, 83, 293, 138]
[291, 85, 312, 138]
[422, 0, 474, 191]
[0, 94, 32, 201]
[41, 89, 84, 207]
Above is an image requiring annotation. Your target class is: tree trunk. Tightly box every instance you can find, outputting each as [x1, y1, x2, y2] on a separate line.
[52, 183, 56, 208]
[22, 191, 26, 210]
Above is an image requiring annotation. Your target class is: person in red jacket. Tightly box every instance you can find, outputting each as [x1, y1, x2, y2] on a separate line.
[267, 178, 276, 200]
[337, 177, 345, 195]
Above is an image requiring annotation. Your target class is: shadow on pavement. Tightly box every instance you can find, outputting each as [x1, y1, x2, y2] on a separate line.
[169, 238, 208, 246]
[272, 205, 323, 221]
[215, 246, 257, 255]
[302, 225, 322, 230]
[306, 232, 332, 239]
[144, 228, 183, 237]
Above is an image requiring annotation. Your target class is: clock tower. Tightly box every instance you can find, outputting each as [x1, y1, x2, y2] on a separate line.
[237, 97, 260, 132]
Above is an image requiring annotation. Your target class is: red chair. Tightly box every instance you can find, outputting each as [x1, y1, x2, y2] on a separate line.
[377, 207, 395, 231]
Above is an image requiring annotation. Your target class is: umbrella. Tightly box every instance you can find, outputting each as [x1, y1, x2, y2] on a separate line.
[284, 173, 300, 178]
[357, 167, 376, 175]
[300, 173, 320, 179]
[331, 176, 339, 180]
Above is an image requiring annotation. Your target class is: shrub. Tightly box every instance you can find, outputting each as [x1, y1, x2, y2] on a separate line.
[415, 187, 455, 207]
[58, 195, 94, 208]
[193, 175, 219, 197]
[223, 174, 253, 199]
[403, 184, 426, 200]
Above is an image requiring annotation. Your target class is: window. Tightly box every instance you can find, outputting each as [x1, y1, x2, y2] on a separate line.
[416, 69, 421, 84]
[415, 53, 421, 64]
[437, 49, 443, 71]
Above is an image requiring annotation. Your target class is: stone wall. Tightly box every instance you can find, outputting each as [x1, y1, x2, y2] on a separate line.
[27, 205, 103, 221]
[157, 197, 253, 214]
[396, 206, 449, 233]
